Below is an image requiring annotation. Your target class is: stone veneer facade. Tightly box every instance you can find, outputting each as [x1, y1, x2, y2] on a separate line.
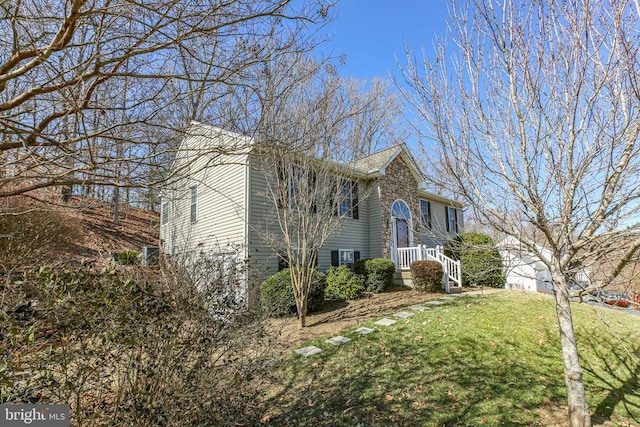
[378, 154, 421, 259]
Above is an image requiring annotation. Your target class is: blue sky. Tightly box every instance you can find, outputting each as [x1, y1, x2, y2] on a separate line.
[318, 1, 451, 81]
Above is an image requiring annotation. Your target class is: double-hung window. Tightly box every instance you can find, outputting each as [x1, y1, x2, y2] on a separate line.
[330, 249, 361, 269]
[337, 179, 359, 219]
[288, 165, 303, 210]
[339, 249, 355, 268]
[446, 206, 458, 233]
[190, 185, 198, 223]
[338, 180, 353, 217]
[161, 201, 169, 225]
[277, 162, 317, 212]
[420, 199, 432, 229]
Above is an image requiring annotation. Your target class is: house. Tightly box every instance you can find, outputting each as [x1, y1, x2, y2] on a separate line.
[160, 122, 464, 306]
[499, 236, 591, 294]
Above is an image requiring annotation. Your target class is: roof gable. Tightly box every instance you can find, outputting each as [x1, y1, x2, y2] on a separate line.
[351, 143, 426, 183]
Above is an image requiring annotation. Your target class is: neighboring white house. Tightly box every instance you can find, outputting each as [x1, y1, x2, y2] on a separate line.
[160, 122, 464, 306]
[499, 236, 590, 294]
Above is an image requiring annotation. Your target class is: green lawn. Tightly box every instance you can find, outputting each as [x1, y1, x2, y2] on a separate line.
[263, 292, 640, 426]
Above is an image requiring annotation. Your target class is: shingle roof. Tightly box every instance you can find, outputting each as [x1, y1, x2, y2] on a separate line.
[350, 145, 402, 174]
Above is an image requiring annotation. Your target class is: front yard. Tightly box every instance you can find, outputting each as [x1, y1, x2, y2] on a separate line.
[261, 292, 640, 426]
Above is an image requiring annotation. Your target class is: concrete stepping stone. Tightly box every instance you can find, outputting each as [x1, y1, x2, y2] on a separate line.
[425, 300, 446, 305]
[394, 311, 415, 318]
[354, 327, 376, 335]
[295, 345, 323, 357]
[374, 318, 397, 326]
[440, 296, 456, 300]
[326, 336, 351, 346]
[409, 305, 429, 311]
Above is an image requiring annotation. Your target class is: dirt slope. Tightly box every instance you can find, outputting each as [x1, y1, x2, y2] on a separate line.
[1, 193, 159, 268]
[63, 196, 160, 262]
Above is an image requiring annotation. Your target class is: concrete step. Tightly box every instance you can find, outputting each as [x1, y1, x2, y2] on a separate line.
[394, 271, 414, 287]
[395, 272, 464, 294]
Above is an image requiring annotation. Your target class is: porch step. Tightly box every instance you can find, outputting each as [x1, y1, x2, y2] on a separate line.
[394, 271, 464, 293]
[394, 271, 414, 287]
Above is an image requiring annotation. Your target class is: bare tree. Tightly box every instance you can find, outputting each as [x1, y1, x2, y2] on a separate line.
[0, 0, 330, 202]
[253, 55, 403, 328]
[399, 0, 640, 425]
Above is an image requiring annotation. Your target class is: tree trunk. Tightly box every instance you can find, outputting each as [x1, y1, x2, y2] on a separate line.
[297, 282, 307, 329]
[291, 269, 308, 329]
[298, 304, 307, 329]
[112, 187, 120, 225]
[295, 288, 307, 329]
[552, 270, 592, 427]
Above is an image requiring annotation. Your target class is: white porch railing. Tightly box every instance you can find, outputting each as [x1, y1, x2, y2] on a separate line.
[394, 245, 462, 289]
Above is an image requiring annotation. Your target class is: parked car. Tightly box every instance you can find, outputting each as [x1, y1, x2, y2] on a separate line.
[570, 285, 603, 302]
[604, 293, 631, 308]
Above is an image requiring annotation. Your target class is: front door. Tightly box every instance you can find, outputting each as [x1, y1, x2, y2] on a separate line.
[396, 218, 410, 248]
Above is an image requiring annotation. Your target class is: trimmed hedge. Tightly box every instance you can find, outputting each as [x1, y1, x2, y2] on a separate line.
[260, 268, 326, 317]
[364, 258, 396, 293]
[411, 260, 443, 292]
[325, 266, 365, 301]
[446, 232, 505, 288]
[353, 259, 368, 281]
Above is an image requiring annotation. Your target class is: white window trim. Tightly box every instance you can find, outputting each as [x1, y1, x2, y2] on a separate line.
[338, 249, 355, 267]
[161, 201, 169, 225]
[190, 185, 198, 223]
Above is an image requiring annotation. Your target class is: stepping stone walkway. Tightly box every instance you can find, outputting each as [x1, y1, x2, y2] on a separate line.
[374, 318, 397, 326]
[326, 336, 351, 346]
[294, 294, 476, 356]
[295, 345, 323, 357]
[394, 311, 415, 318]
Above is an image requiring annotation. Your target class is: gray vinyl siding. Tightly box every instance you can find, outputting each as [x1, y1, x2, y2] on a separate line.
[159, 125, 250, 259]
[189, 159, 247, 249]
[418, 197, 463, 247]
[247, 154, 375, 275]
[319, 185, 372, 271]
[160, 161, 248, 257]
[246, 154, 283, 282]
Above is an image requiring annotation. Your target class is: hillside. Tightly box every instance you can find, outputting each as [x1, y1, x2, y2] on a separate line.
[0, 194, 159, 270]
[62, 196, 160, 260]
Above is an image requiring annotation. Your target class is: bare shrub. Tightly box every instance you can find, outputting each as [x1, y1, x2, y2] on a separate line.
[0, 199, 79, 270]
[0, 263, 280, 425]
[169, 246, 250, 320]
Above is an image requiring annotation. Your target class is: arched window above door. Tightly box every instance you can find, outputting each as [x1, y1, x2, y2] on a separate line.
[391, 199, 411, 220]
